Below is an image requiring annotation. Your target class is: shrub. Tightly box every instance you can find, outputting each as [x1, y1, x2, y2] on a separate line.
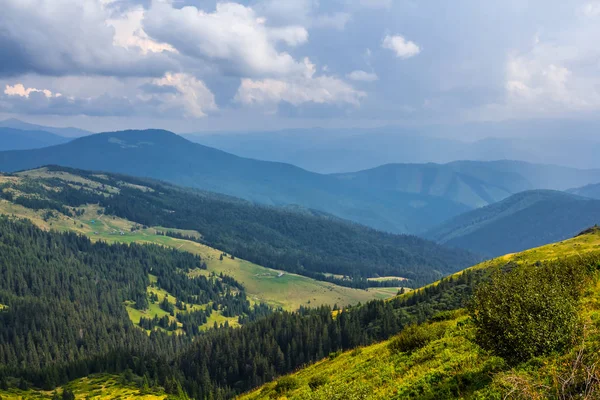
[308, 375, 329, 390]
[469, 258, 588, 364]
[275, 376, 299, 394]
[388, 322, 448, 354]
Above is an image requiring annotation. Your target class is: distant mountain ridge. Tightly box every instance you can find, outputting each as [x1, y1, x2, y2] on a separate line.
[0, 127, 70, 150]
[0, 129, 470, 234]
[425, 190, 600, 256]
[185, 120, 600, 172]
[0, 118, 92, 137]
[333, 160, 600, 208]
[568, 182, 600, 200]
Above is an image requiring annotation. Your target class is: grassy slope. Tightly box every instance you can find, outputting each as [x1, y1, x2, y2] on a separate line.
[0, 173, 399, 311]
[240, 230, 600, 400]
[0, 374, 168, 399]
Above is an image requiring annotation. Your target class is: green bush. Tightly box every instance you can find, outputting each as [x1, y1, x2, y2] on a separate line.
[469, 258, 588, 364]
[275, 376, 299, 394]
[308, 375, 329, 390]
[388, 322, 448, 354]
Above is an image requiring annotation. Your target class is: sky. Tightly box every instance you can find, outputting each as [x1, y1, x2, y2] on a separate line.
[1, 0, 600, 134]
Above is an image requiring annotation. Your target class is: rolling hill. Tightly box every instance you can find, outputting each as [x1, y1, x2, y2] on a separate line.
[0, 129, 469, 234]
[333, 160, 600, 209]
[568, 182, 600, 199]
[0, 166, 478, 289]
[0, 127, 70, 150]
[424, 190, 600, 257]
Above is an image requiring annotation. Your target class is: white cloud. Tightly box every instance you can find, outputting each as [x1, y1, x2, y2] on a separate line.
[505, 54, 596, 112]
[0, 0, 174, 78]
[382, 34, 420, 59]
[152, 73, 217, 118]
[581, 1, 600, 17]
[107, 6, 177, 54]
[346, 70, 378, 82]
[144, 2, 310, 77]
[235, 59, 365, 107]
[5, 84, 61, 99]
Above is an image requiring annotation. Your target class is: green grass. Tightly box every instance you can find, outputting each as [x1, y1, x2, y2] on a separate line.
[0, 374, 168, 399]
[397, 228, 600, 301]
[241, 232, 600, 400]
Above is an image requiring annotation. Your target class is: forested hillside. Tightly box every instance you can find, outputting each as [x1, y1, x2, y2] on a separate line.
[0, 166, 478, 288]
[0, 216, 480, 398]
[0, 217, 257, 391]
[425, 190, 600, 257]
[3, 209, 600, 398]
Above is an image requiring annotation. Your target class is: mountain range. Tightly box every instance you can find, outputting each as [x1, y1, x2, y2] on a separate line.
[185, 120, 600, 173]
[0, 129, 470, 234]
[2, 128, 600, 236]
[425, 190, 600, 256]
[0, 127, 70, 150]
[568, 182, 600, 200]
[334, 160, 600, 208]
[0, 118, 92, 137]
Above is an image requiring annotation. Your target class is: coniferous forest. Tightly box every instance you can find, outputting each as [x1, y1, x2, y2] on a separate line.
[0, 166, 479, 289]
[0, 215, 483, 397]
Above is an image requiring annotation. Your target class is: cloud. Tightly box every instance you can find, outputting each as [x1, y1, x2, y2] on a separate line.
[151, 73, 217, 118]
[107, 6, 177, 54]
[580, 1, 600, 16]
[252, 0, 351, 30]
[346, 70, 379, 82]
[2, 74, 217, 119]
[0, 0, 175, 78]
[5, 84, 61, 99]
[143, 2, 310, 77]
[235, 59, 365, 108]
[382, 34, 420, 59]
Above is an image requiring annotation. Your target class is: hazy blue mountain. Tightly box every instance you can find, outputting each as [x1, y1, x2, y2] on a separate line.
[184, 128, 468, 173]
[568, 183, 600, 200]
[0, 118, 92, 138]
[0, 127, 70, 150]
[332, 160, 600, 209]
[185, 120, 600, 173]
[424, 190, 600, 257]
[0, 129, 469, 234]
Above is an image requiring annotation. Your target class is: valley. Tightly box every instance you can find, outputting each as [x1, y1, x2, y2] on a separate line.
[0, 178, 399, 313]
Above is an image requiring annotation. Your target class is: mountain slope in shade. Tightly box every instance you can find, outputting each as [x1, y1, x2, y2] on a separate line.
[0, 118, 92, 137]
[0, 129, 469, 234]
[0, 127, 70, 150]
[568, 182, 600, 199]
[333, 160, 600, 208]
[424, 190, 600, 257]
